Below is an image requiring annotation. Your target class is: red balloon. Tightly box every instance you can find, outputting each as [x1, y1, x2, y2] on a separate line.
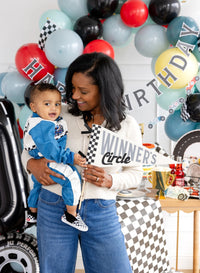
[83, 39, 115, 59]
[15, 43, 55, 81]
[120, 0, 148, 27]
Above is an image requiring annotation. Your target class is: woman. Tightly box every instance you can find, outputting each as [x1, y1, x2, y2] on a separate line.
[22, 52, 143, 273]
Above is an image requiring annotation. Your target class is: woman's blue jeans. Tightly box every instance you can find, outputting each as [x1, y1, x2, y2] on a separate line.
[37, 188, 132, 273]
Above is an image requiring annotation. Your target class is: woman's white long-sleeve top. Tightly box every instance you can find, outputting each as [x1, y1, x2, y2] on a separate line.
[21, 106, 143, 200]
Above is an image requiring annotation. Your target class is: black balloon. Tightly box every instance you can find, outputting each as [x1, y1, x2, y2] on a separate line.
[149, 0, 181, 25]
[87, 0, 119, 19]
[186, 94, 200, 122]
[74, 15, 103, 45]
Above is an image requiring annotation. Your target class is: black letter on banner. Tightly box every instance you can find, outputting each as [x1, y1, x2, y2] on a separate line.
[56, 81, 65, 92]
[179, 22, 199, 38]
[133, 89, 149, 107]
[22, 58, 44, 80]
[36, 73, 54, 84]
[169, 55, 187, 71]
[157, 67, 177, 88]
[101, 131, 115, 154]
[176, 40, 194, 57]
[124, 94, 133, 110]
[146, 79, 162, 95]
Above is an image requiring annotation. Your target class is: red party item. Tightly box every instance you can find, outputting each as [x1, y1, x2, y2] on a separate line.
[15, 43, 55, 81]
[83, 39, 114, 59]
[120, 0, 148, 27]
[17, 119, 23, 139]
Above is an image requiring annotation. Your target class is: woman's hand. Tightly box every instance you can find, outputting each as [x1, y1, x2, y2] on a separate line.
[27, 158, 64, 185]
[83, 164, 113, 189]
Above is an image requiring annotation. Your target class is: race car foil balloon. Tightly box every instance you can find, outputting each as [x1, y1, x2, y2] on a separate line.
[0, 98, 29, 233]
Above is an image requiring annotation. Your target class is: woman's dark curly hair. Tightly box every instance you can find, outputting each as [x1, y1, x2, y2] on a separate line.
[65, 52, 127, 131]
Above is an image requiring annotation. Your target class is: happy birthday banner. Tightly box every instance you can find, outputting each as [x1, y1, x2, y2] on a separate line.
[124, 22, 199, 112]
[20, 20, 199, 112]
[86, 124, 176, 167]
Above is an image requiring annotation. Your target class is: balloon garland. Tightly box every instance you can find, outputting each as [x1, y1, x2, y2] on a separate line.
[1, 0, 200, 144]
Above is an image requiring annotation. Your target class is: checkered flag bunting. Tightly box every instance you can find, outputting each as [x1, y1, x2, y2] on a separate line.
[38, 19, 58, 50]
[86, 124, 101, 164]
[197, 35, 200, 52]
[180, 101, 190, 121]
[116, 198, 171, 273]
[154, 142, 169, 157]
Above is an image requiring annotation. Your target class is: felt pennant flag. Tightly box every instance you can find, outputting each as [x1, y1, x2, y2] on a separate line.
[38, 19, 58, 50]
[86, 124, 176, 167]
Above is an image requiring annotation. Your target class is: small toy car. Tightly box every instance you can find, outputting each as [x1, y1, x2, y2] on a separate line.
[165, 186, 190, 200]
[184, 186, 200, 199]
[148, 116, 165, 129]
[168, 97, 185, 114]
[186, 76, 200, 95]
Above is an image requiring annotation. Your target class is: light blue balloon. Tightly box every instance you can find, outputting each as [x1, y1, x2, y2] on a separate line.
[0, 72, 7, 96]
[45, 29, 83, 68]
[167, 16, 199, 46]
[156, 85, 186, 111]
[54, 68, 68, 86]
[39, 9, 72, 30]
[19, 105, 32, 130]
[151, 56, 158, 76]
[134, 24, 170, 58]
[103, 15, 133, 47]
[58, 0, 88, 21]
[164, 110, 196, 142]
[131, 14, 155, 34]
[1, 71, 31, 104]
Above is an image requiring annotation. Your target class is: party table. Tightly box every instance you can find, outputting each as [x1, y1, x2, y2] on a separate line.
[116, 196, 171, 273]
[159, 197, 200, 273]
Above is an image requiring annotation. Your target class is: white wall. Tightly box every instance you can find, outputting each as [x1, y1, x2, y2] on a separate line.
[0, 0, 199, 270]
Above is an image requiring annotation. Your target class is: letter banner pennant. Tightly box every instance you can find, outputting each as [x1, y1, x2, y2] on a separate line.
[86, 124, 176, 167]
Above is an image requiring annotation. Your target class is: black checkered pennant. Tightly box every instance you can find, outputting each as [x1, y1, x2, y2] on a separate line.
[154, 142, 169, 157]
[116, 198, 171, 273]
[38, 19, 58, 50]
[86, 124, 101, 165]
[180, 101, 190, 121]
[197, 34, 200, 52]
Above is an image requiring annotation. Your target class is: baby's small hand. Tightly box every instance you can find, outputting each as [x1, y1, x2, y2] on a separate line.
[74, 154, 86, 167]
